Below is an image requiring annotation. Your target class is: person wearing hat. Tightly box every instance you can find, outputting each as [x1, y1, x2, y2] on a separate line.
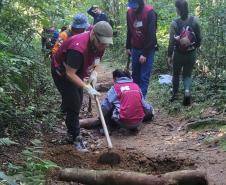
[51, 21, 113, 152]
[52, 13, 89, 55]
[126, 0, 157, 98]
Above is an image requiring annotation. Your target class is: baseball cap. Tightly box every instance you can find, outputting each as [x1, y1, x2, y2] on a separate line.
[93, 21, 113, 44]
[128, 0, 139, 9]
[71, 13, 89, 29]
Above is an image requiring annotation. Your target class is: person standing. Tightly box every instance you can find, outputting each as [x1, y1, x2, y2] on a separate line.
[51, 21, 113, 152]
[87, 5, 110, 25]
[126, 0, 157, 98]
[167, 0, 201, 106]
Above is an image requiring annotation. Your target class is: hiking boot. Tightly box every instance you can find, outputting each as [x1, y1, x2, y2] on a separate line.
[183, 90, 191, 106]
[74, 136, 88, 153]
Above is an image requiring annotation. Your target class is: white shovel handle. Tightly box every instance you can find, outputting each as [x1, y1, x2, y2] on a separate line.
[95, 96, 113, 149]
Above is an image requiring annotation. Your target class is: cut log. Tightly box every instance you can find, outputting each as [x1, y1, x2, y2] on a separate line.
[80, 118, 100, 129]
[59, 168, 165, 185]
[164, 170, 208, 185]
[186, 118, 226, 131]
[59, 168, 208, 185]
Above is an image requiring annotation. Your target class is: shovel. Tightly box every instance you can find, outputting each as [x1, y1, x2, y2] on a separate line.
[95, 96, 121, 166]
[125, 54, 131, 71]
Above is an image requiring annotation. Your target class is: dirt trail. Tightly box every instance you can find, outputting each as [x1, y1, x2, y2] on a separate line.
[45, 65, 226, 185]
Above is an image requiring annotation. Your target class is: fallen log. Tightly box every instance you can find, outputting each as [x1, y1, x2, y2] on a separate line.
[186, 118, 226, 131]
[164, 170, 208, 185]
[59, 168, 208, 185]
[80, 118, 100, 129]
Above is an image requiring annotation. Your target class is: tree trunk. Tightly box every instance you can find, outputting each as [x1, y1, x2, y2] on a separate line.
[59, 168, 208, 185]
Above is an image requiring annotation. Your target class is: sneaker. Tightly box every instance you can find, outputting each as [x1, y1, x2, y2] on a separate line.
[183, 90, 191, 106]
[74, 136, 88, 153]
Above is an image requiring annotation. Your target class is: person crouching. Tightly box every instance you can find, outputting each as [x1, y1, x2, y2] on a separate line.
[101, 69, 154, 132]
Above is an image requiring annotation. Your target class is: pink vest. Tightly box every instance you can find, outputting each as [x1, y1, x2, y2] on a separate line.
[127, 5, 153, 49]
[114, 82, 145, 124]
[52, 31, 103, 78]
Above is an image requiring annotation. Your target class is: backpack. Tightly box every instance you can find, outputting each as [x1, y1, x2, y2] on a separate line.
[46, 30, 59, 49]
[174, 16, 197, 53]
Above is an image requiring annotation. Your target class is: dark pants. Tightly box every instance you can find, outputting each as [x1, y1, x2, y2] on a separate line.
[52, 70, 83, 141]
[104, 111, 142, 130]
[172, 50, 196, 94]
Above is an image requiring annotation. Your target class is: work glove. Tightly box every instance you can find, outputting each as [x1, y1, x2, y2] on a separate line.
[84, 84, 100, 98]
[88, 69, 97, 88]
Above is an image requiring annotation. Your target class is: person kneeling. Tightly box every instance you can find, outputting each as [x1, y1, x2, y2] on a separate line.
[101, 69, 154, 133]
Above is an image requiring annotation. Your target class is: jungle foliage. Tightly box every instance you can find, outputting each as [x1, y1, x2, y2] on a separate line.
[0, 0, 226, 184]
[0, 0, 226, 136]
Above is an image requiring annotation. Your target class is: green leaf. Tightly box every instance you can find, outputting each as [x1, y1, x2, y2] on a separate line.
[0, 138, 18, 146]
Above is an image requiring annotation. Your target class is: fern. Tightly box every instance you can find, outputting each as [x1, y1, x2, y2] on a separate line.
[0, 138, 18, 146]
[7, 139, 58, 185]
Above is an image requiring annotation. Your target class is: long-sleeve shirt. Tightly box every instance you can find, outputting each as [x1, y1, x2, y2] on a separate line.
[167, 15, 201, 57]
[101, 77, 154, 121]
[126, 9, 157, 57]
[87, 7, 109, 25]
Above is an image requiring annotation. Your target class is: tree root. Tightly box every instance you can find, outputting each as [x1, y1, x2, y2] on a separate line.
[186, 118, 226, 131]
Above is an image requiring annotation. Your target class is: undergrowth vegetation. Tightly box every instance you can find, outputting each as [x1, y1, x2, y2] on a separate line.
[0, 139, 58, 185]
[0, 0, 226, 184]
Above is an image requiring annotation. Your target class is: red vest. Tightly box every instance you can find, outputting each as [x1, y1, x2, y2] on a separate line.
[52, 31, 103, 78]
[114, 82, 145, 124]
[127, 5, 153, 49]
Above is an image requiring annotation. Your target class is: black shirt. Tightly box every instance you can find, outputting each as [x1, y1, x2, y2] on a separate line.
[65, 49, 84, 78]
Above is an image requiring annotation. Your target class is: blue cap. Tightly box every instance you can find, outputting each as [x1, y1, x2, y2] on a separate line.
[71, 13, 89, 29]
[53, 31, 59, 39]
[128, 0, 139, 9]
